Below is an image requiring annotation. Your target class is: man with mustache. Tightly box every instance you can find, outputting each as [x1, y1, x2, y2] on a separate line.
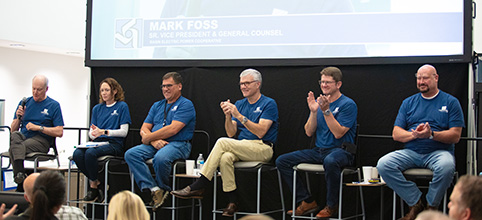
[377, 64, 465, 220]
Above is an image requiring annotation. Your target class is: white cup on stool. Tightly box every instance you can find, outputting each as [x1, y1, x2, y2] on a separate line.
[186, 160, 195, 175]
[362, 166, 373, 183]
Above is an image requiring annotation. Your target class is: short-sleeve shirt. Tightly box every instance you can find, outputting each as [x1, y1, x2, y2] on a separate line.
[13, 96, 64, 143]
[394, 90, 465, 154]
[315, 94, 357, 149]
[91, 101, 132, 146]
[233, 95, 278, 143]
[144, 96, 196, 141]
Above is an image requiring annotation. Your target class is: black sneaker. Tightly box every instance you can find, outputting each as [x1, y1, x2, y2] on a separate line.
[82, 188, 101, 202]
[14, 172, 27, 184]
[96, 188, 105, 203]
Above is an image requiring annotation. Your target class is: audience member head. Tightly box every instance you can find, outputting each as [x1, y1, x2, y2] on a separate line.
[99, 77, 125, 103]
[22, 173, 40, 203]
[415, 210, 452, 220]
[238, 214, 274, 220]
[107, 190, 149, 220]
[31, 75, 49, 102]
[448, 175, 482, 220]
[30, 170, 66, 220]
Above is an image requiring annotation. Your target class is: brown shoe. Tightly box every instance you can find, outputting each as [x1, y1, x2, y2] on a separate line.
[286, 200, 318, 216]
[222, 203, 238, 217]
[398, 199, 424, 220]
[150, 189, 169, 211]
[316, 205, 338, 218]
[171, 186, 205, 199]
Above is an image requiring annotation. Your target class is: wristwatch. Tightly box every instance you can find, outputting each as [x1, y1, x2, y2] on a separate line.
[39, 126, 44, 132]
[104, 130, 108, 135]
[241, 116, 248, 124]
[429, 130, 434, 139]
[323, 109, 331, 116]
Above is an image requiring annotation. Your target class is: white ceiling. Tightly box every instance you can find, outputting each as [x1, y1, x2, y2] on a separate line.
[0, 0, 87, 58]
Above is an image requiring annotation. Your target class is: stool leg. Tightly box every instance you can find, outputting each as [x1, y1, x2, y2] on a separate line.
[104, 160, 110, 220]
[393, 191, 396, 220]
[213, 170, 217, 220]
[67, 159, 72, 205]
[277, 169, 286, 220]
[257, 167, 262, 214]
[292, 169, 297, 219]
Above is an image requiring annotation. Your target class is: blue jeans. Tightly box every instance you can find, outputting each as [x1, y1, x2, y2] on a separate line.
[276, 147, 354, 207]
[125, 141, 191, 191]
[72, 141, 123, 181]
[376, 149, 455, 207]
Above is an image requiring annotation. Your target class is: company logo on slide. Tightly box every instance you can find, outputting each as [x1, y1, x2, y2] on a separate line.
[115, 19, 142, 48]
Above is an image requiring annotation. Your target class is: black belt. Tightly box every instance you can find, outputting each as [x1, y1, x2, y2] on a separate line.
[262, 140, 273, 147]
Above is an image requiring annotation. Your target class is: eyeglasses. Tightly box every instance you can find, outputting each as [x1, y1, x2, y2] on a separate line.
[160, 84, 176, 89]
[318, 80, 336, 85]
[239, 81, 257, 87]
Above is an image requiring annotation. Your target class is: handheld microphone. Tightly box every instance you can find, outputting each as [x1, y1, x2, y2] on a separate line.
[18, 97, 27, 120]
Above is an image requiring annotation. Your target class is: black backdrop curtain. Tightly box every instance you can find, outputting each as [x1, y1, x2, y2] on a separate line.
[90, 63, 468, 219]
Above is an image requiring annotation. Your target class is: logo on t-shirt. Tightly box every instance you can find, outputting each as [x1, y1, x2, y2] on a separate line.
[111, 110, 119, 116]
[333, 107, 340, 114]
[439, 106, 448, 113]
[254, 107, 262, 113]
[41, 109, 49, 116]
[172, 105, 178, 111]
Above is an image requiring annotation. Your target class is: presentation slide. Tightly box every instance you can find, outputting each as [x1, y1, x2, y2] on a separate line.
[88, 0, 466, 63]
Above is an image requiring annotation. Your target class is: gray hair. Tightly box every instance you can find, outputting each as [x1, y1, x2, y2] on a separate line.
[32, 75, 49, 88]
[240, 68, 262, 84]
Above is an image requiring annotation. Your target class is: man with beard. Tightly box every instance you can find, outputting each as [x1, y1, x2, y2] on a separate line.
[171, 68, 278, 217]
[377, 64, 465, 220]
[275, 66, 358, 218]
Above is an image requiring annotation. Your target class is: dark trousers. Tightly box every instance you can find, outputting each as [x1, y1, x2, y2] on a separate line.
[275, 147, 353, 207]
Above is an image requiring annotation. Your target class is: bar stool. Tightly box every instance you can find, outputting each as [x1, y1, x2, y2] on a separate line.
[1, 126, 60, 191]
[212, 161, 286, 220]
[67, 154, 130, 220]
[129, 129, 210, 220]
[391, 168, 459, 220]
[290, 124, 364, 220]
[291, 163, 365, 220]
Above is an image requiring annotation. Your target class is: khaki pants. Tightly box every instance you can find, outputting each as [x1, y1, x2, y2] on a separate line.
[200, 138, 273, 192]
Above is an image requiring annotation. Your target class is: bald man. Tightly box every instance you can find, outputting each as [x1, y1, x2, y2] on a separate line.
[5, 173, 87, 220]
[377, 64, 465, 220]
[9, 75, 64, 191]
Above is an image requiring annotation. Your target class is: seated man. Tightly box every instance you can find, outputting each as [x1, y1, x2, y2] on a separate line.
[448, 175, 482, 220]
[377, 64, 465, 220]
[276, 66, 357, 218]
[171, 68, 279, 217]
[125, 72, 196, 210]
[9, 75, 64, 191]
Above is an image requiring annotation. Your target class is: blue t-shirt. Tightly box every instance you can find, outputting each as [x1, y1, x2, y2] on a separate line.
[315, 94, 357, 149]
[233, 95, 279, 143]
[394, 91, 465, 154]
[91, 101, 132, 146]
[144, 96, 196, 142]
[13, 96, 64, 143]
